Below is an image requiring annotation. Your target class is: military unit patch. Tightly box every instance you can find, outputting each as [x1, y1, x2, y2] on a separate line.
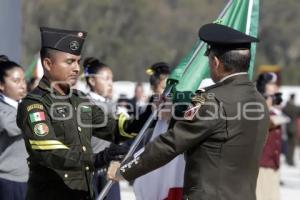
[29, 112, 46, 123]
[27, 104, 44, 111]
[184, 94, 207, 120]
[184, 105, 202, 120]
[33, 123, 49, 136]
[191, 94, 206, 105]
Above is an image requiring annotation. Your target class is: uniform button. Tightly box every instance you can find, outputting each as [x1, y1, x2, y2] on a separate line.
[78, 127, 81, 132]
[64, 173, 68, 178]
[82, 146, 87, 152]
[85, 166, 90, 171]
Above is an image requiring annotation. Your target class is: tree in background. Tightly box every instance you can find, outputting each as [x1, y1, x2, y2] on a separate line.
[22, 0, 300, 84]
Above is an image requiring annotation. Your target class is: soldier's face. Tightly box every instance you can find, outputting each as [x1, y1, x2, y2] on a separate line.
[0, 67, 27, 101]
[43, 51, 81, 87]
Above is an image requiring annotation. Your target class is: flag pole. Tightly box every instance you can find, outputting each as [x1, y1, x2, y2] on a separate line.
[181, 0, 233, 76]
[97, 1, 234, 199]
[97, 86, 173, 200]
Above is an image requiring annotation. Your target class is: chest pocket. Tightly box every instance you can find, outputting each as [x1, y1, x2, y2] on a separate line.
[50, 104, 76, 144]
[78, 105, 93, 137]
[78, 105, 92, 125]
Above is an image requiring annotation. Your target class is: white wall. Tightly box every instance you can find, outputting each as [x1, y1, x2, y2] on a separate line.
[280, 86, 300, 106]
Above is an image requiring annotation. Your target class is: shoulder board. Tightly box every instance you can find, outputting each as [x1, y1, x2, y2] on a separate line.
[26, 87, 48, 100]
[195, 82, 223, 94]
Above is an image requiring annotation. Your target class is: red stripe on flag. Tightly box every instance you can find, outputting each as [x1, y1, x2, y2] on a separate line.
[40, 112, 46, 120]
[164, 187, 183, 200]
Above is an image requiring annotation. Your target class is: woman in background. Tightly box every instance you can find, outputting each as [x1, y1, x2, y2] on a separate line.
[83, 57, 120, 200]
[0, 55, 28, 200]
[120, 62, 171, 142]
[256, 72, 287, 200]
[147, 62, 170, 95]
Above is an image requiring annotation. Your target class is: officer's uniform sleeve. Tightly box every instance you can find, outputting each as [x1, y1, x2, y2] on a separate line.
[91, 104, 117, 142]
[91, 101, 150, 142]
[17, 99, 94, 169]
[120, 97, 224, 181]
[122, 103, 153, 134]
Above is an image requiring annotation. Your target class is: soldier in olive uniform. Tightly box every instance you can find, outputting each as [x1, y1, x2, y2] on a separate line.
[108, 24, 269, 200]
[17, 27, 128, 200]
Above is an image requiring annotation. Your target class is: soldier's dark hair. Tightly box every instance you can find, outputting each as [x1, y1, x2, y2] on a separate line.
[0, 55, 22, 83]
[211, 48, 251, 72]
[40, 48, 59, 63]
[147, 62, 170, 88]
[83, 57, 109, 89]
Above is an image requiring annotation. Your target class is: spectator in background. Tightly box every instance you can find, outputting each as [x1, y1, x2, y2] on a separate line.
[256, 72, 287, 200]
[282, 93, 300, 166]
[147, 62, 170, 95]
[123, 62, 171, 140]
[83, 57, 121, 200]
[129, 83, 147, 117]
[0, 55, 28, 200]
[117, 94, 131, 115]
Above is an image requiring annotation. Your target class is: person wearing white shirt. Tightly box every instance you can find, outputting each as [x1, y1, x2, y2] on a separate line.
[0, 55, 28, 200]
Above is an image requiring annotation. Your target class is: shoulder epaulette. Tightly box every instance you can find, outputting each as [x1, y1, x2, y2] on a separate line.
[26, 87, 48, 100]
[195, 82, 223, 94]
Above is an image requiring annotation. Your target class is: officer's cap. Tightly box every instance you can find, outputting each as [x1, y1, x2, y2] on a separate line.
[199, 23, 259, 50]
[40, 27, 87, 55]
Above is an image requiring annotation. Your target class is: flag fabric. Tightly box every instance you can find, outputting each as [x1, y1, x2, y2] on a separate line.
[168, 0, 260, 103]
[133, 0, 260, 199]
[29, 112, 46, 123]
[133, 120, 185, 200]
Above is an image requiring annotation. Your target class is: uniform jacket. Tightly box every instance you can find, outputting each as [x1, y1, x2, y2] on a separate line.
[17, 77, 117, 199]
[120, 74, 269, 200]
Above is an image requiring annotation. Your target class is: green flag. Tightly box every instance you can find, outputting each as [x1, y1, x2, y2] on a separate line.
[168, 0, 260, 102]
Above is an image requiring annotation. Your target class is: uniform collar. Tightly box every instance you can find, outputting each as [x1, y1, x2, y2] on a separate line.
[0, 94, 19, 109]
[38, 76, 71, 96]
[219, 72, 248, 83]
[38, 76, 52, 92]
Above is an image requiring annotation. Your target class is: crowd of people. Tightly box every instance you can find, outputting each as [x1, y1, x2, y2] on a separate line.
[0, 24, 300, 200]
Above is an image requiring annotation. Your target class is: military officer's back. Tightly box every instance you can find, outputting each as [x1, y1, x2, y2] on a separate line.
[108, 24, 269, 200]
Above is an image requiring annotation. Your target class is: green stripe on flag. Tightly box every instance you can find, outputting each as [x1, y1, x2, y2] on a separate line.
[168, 0, 260, 104]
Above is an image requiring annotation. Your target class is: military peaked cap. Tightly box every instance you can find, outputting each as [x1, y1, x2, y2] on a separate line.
[199, 23, 259, 50]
